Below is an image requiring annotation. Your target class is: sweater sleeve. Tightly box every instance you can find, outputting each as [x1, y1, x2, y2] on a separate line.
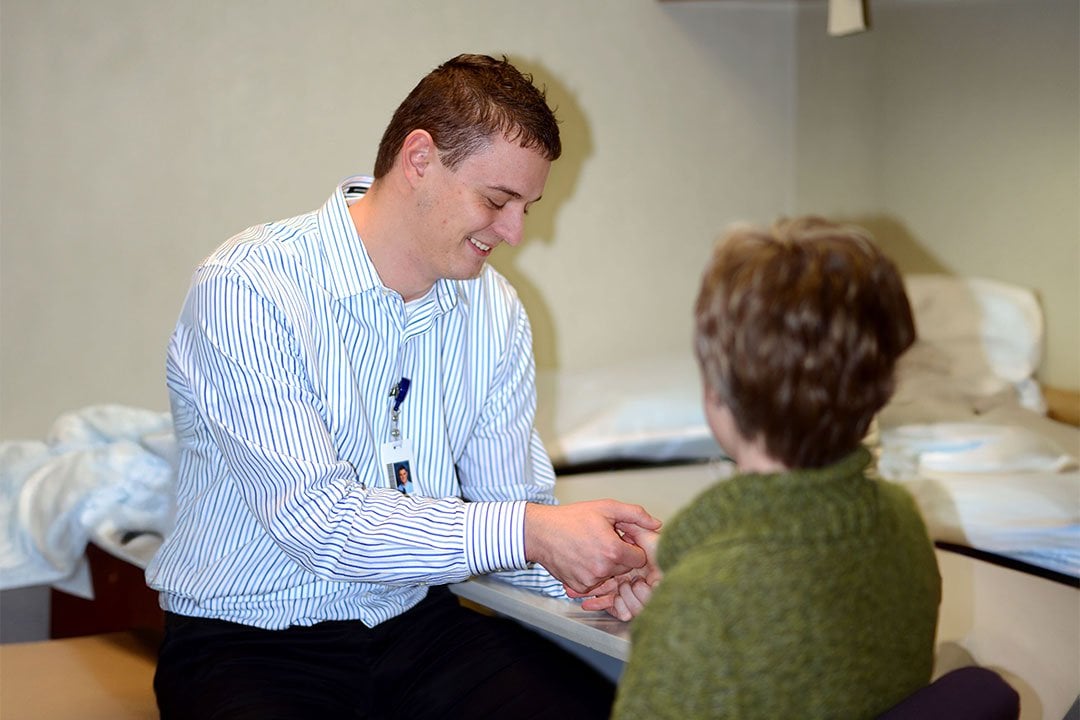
[612, 558, 737, 719]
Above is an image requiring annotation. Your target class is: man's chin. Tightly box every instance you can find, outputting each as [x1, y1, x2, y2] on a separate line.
[448, 261, 487, 281]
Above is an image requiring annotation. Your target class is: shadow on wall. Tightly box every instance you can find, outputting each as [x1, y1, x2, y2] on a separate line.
[486, 56, 593, 375]
[846, 214, 951, 277]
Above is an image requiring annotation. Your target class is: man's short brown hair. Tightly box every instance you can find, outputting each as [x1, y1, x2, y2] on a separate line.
[694, 216, 916, 468]
[373, 54, 561, 178]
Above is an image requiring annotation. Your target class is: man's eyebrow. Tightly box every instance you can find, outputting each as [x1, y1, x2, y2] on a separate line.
[488, 185, 522, 199]
[488, 185, 543, 204]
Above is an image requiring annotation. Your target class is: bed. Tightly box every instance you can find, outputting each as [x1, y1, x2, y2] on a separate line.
[1, 273, 1077, 718]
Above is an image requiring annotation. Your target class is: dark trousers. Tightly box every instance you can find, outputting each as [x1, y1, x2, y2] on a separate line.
[154, 587, 615, 719]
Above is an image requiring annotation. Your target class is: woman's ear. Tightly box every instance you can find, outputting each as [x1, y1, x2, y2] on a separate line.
[702, 385, 739, 460]
[401, 129, 435, 186]
[703, 384, 726, 411]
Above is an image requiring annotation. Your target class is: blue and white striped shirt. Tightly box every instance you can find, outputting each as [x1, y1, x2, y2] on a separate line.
[147, 176, 564, 629]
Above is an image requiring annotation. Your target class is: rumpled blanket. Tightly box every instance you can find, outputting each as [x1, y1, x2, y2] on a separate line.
[0, 405, 176, 598]
[878, 422, 1079, 578]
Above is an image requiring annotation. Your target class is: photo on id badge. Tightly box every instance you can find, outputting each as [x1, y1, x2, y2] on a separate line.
[381, 438, 415, 494]
[392, 462, 414, 494]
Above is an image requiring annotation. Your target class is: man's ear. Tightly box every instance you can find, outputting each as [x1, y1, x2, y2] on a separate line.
[401, 129, 435, 186]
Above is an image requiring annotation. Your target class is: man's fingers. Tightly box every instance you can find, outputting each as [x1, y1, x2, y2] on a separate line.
[609, 539, 647, 574]
[563, 583, 585, 598]
[565, 577, 617, 598]
[607, 502, 662, 531]
[585, 577, 620, 597]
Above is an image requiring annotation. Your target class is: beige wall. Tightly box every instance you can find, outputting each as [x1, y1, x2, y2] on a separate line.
[0, 0, 797, 439]
[2, 0, 1077, 443]
[794, 0, 1079, 390]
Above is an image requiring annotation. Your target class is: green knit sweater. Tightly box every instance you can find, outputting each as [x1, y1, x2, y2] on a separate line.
[612, 448, 941, 720]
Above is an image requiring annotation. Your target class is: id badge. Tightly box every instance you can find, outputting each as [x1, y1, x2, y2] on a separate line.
[380, 438, 415, 494]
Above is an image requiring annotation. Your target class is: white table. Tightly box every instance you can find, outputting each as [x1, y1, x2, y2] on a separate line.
[450, 461, 721, 663]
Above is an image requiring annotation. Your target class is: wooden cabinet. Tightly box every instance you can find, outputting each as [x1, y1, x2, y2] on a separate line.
[50, 543, 163, 640]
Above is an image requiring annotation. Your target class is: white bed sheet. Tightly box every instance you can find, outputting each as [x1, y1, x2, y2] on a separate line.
[0, 406, 175, 596]
[874, 374, 1080, 580]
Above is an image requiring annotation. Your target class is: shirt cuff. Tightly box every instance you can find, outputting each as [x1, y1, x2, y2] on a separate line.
[463, 500, 529, 575]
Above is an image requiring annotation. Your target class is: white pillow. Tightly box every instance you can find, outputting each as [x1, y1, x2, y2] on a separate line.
[535, 352, 721, 467]
[903, 274, 1044, 386]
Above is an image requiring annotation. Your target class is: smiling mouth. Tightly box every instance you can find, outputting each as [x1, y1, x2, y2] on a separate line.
[468, 236, 492, 253]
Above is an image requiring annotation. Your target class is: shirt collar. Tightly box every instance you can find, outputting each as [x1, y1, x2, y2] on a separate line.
[315, 175, 379, 299]
[316, 175, 461, 313]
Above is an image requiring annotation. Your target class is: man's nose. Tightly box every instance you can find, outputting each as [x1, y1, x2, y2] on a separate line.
[494, 207, 526, 247]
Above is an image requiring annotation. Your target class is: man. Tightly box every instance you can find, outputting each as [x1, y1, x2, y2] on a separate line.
[148, 54, 659, 719]
[395, 464, 414, 494]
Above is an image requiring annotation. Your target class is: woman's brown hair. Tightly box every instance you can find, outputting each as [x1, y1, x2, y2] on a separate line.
[694, 216, 916, 468]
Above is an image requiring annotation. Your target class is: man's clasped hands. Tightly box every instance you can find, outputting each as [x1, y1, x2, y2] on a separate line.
[524, 500, 664, 621]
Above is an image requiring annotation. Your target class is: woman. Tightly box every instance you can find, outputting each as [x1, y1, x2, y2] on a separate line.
[611, 217, 942, 719]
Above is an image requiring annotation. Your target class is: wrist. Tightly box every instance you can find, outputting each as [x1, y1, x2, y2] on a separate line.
[523, 502, 552, 565]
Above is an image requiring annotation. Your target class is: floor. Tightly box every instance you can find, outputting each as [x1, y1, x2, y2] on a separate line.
[0, 630, 159, 720]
